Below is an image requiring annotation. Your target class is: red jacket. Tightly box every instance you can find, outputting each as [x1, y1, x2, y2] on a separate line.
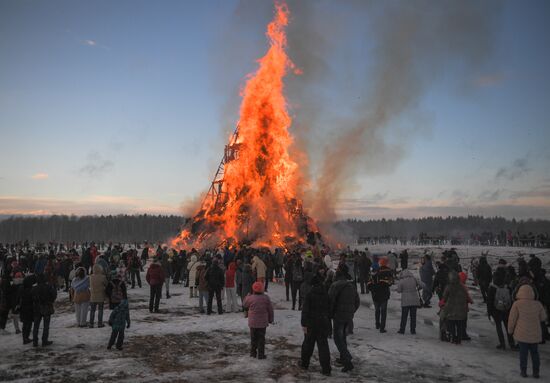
[244, 293, 274, 329]
[225, 262, 236, 288]
[146, 263, 165, 286]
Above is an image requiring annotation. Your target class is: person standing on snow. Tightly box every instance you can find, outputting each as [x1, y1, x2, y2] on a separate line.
[508, 285, 546, 379]
[243, 281, 274, 359]
[368, 257, 394, 333]
[107, 298, 130, 351]
[31, 273, 56, 347]
[89, 263, 107, 328]
[419, 253, 435, 307]
[477, 256, 493, 303]
[205, 258, 225, 315]
[487, 267, 517, 350]
[397, 269, 424, 335]
[300, 273, 332, 376]
[146, 257, 165, 313]
[328, 263, 360, 373]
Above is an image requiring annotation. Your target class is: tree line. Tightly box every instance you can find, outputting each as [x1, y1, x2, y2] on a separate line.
[0, 214, 186, 243]
[1, 214, 549, 244]
[334, 216, 550, 240]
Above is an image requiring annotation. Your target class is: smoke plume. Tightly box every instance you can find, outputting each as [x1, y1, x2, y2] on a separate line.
[213, 0, 501, 222]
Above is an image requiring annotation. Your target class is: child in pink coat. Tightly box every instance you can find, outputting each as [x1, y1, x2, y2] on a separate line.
[243, 281, 274, 359]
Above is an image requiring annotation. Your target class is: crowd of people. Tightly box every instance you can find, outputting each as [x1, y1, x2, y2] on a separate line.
[0, 242, 549, 378]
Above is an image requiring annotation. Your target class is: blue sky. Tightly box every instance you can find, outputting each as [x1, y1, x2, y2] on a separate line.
[0, 0, 549, 219]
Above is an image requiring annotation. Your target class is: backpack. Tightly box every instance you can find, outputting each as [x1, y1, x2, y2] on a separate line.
[494, 286, 511, 311]
[111, 282, 123, 303]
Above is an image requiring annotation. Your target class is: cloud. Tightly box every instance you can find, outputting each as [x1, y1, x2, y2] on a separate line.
[332, 196, 550, 220]
[478, 189, 506, 202]
[31, 173, 49, 180]
[495, 157, 531, 181]
[79, 39, 109, 50]
[473, 73, 504, 87]
[79, 152, 114, 178]
[0, 195, 178, 216]
[510, 184, 550, 200]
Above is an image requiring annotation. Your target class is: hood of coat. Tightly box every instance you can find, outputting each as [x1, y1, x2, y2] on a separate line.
[400, 269, 414, 280]
[93, 263, 104, 275]
[516, 284, 535, 301]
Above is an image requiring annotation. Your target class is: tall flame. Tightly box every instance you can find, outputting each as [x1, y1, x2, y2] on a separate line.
[172, 1, 315, 250]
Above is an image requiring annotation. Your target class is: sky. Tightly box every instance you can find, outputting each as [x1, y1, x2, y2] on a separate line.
[0, 0, 549, 220]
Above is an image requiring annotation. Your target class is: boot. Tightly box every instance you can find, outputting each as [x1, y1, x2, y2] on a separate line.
[42, 340, 53, 347]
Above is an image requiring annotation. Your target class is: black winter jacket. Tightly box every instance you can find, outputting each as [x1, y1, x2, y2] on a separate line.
[328, 276, 360, 322]
[301, 283, 332, 336]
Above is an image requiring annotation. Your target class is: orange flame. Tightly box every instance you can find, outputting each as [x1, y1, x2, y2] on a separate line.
[172, 2, 316, 250]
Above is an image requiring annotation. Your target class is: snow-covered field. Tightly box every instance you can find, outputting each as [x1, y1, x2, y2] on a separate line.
[1, 245, 549, 382]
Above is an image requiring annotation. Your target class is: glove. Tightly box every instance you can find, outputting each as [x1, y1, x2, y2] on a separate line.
[127, 322, 131, 329]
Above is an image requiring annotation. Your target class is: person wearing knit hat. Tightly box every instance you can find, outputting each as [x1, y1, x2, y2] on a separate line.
[244, 280, 274, 359]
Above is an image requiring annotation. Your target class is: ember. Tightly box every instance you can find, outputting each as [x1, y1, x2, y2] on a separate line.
[172, 1, 320, 250]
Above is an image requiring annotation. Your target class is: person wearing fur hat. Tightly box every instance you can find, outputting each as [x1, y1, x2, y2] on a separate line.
[368, 257, 394, 333]
[328, 263, 360, 372]
[243, 281, 274, 359]
[508, 285, 547, 378]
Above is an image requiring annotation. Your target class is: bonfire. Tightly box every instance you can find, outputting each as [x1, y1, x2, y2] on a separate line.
[171, 2, 320, 251]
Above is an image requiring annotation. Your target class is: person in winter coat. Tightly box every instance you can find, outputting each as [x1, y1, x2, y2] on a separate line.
[357, 252, 372, 295]
[476, 256, 493, 303]
[187, 254, 199, 299]
[196, 260, 209, 313]
[89, 263, 107, 328]
[397, 269, 425, 334]
[399, 249, 409, 270]
[487, 268, 516, 350]
[206, 258, 225, 315]
[161, 249, 173, 299]
[283, 255, 293, 301]
[440, 272, 472, 344]
[243, 281, 274, 359]
[108, 299, 130, 351]
[225, 262, 238, 313]
[241, 264, 254, 307]
[106, 275, 127, 310]
[299, 262, 315, 310]
[251, 254, 267, 283]
[70, 267, 90, 327]
[508, 285, 547, 378]
[328, 264, 360, 372]
[18, 274, 36, 344]
[419, 254, 435, 307]
[146, 257, 165, 313]
[127, 251, 142, 289]
[31, 273, 56, 347]
[386, 250, 398, 274]
[432, 262, 450, 300]
[368, 257, 394, 333]
[300, 274, 332, 376]
[291, 256, 304, 310]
